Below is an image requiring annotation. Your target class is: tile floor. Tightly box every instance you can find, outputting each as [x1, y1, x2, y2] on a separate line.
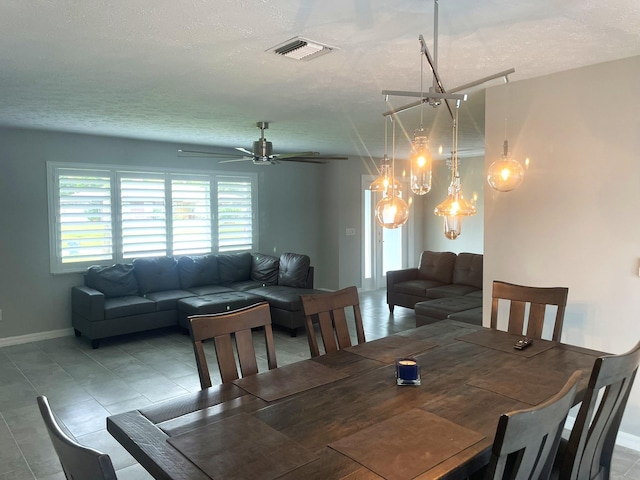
[0, 289, 638, 479]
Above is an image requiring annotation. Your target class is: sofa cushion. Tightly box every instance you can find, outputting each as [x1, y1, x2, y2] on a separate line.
[247, 285, 322, 311]
[278, 253, 310, 288]
[217, 252, 253, 284]
[452, 253, 483, 289]
[86, 264, 138, 298]
[418, 251, 457, 284]
[414, 296, 483, 321]
[104, 296, 156, 320]
[177, 292, 265, 315]
[177, 254, 220, 289]
[393, 279, 446, 297]
[133, 257, 181, 294]
[186, 285, 235, 296]
[145, 289, 196, 311]
[425, 284, 481, 299]
[448, 307, 483, 325]
[251, 253, 280, 285]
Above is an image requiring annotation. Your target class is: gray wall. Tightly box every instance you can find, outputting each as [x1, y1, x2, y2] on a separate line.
[0, 127, 328, 339]
[484, 55, 640, 440]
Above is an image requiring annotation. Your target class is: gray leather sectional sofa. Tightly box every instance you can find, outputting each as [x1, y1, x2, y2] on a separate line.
[71, 252, 321, 348]
[386, 251, 483, 326]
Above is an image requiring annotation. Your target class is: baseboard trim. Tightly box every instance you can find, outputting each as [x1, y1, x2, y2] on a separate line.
[566, 414, 640, 452]
[0, 328, 74, 348]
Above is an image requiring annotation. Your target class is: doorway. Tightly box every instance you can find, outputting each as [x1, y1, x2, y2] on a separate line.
[362, 175, 408, 291]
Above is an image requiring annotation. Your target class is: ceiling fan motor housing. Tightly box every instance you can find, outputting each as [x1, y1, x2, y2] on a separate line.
[253, 138, 273, 161]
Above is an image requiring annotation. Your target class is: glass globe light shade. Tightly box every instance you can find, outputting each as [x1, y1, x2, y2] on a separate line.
[487, 155, 525, 192]
[410, 134, 432, 195]
[375, 194, 409, 229]
[433, 192, 477, 218]
[442, 216, 462, 240]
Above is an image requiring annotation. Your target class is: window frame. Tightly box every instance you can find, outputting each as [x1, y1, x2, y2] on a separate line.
[47, 162, 258, 274]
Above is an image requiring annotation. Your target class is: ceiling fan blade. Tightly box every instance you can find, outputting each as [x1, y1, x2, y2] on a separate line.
[273, 151, 319, 159]
[219, 157, 254, 164]
[178, 149, 245, 158]
[235, 147, 255, 155]
[279, 158, 328, 164]
[286, 155, 349, 161]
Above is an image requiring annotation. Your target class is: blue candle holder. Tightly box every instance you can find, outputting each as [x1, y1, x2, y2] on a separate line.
[396, 357, 421, 386]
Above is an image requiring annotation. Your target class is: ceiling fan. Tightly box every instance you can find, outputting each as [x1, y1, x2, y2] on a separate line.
[178, 121, 349, 165]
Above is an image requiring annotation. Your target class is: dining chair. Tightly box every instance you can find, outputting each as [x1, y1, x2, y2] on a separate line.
[37, 395, 118, 480]
[299, 285, 366, 357]
[484, 371, 582, 480]
[188, 301, 277, 387]
[556, 340, 640, 480]
[491, 280, 569, 342]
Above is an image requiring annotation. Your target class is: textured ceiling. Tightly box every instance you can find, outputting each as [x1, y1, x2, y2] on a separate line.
[0, 0, 638, 160]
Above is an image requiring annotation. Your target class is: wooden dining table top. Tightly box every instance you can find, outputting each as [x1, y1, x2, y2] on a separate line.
[106, 320, 606, 480]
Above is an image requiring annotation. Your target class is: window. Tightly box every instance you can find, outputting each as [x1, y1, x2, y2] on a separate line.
[48, 163, 257, 273]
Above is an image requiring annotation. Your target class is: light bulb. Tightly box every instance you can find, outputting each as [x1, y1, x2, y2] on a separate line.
[410, 133, 432, 195]
[375, 194, 409, 229]
[487, 142, 525, 192]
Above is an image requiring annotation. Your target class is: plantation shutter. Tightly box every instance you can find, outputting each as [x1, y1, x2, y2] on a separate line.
[172, 176, 212, 255]
[119, 173, 167, 258]
[217, 177, 253, 252]
[56, 169, 113, 264]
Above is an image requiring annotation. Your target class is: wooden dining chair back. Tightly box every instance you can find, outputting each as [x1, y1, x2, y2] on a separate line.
[299, 286, 365, 357]
[37, 395, 118, 480]
[188, 301, 277, 388]
[491, 280, 569, 342]
[484, 371, 581, 480]
[558, 340, 640, 480]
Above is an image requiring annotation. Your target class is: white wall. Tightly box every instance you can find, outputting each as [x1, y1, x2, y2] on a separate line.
[484, 56, 640, 438]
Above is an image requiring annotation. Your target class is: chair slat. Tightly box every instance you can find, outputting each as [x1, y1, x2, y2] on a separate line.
[214, 335, 241, 383]
[235, 329, 258, 378]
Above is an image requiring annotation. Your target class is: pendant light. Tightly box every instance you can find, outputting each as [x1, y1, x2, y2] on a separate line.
[487, 76, 525, 192]
[375, 117, 409, 229]
[434, 102, 476, 239]
[410, 52, 433, 195]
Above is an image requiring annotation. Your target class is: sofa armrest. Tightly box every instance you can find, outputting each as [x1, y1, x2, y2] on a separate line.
[72, 286, 105, 321]
[386, 268, 419, 289]
[305, 266, 315, 289]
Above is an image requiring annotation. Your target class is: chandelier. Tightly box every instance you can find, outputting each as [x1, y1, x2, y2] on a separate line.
[378, 0, 517, 239]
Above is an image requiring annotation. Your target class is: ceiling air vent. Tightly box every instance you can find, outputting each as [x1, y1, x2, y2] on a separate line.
[268, 37, 336, 61]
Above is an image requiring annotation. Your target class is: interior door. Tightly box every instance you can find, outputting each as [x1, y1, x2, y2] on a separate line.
[362, 175, 407, 291]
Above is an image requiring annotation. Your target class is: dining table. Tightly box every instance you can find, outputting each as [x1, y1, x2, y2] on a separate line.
[106, 319, 606, 480]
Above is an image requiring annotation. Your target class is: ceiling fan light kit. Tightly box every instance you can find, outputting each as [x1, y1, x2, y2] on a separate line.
[376, 0, 518, 239]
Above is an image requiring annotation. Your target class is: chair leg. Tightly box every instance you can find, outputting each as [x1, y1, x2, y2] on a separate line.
[74, 329, 81, 337]
[389, 304, 395, 313]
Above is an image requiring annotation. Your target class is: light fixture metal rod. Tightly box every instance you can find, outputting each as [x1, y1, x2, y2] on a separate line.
[448, 68, 516, 93]
[433, 0, 438, 92]
[381, 89, 467, 99]
[382, 93, 466, 117]
[418, 34, 454, 119]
